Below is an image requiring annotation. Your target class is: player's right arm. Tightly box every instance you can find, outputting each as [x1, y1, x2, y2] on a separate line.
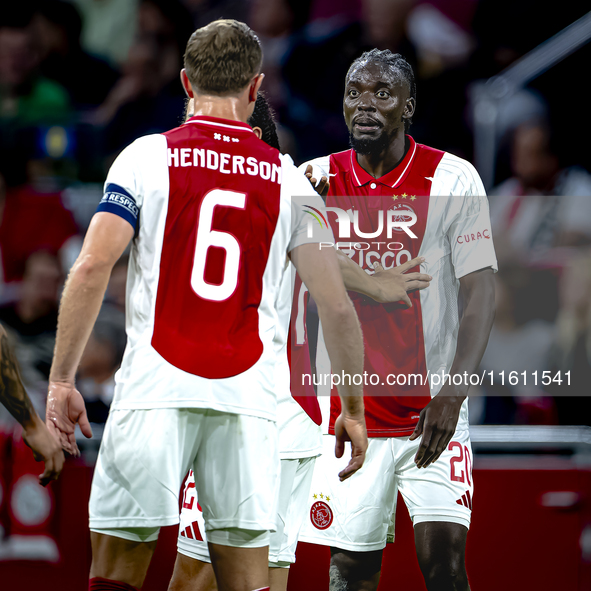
[300, 159, 432, 304]
[286, 156, 367, 479]
[336, 250, 431, 305]
[47, 213, 133, 456]
[47, 140, 143, 456]
[290, 243, 367, 481]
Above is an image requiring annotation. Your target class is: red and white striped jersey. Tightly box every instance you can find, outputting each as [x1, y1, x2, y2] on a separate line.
[99, 115, 332, 421]
[301, 136, 497, 437]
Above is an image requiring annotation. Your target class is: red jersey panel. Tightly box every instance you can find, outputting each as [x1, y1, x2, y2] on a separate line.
[151, 116, 281, 379]
[325, 139, 443, 436]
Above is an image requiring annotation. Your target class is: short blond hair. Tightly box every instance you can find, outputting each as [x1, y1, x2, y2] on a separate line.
[184, 19, 262, 96]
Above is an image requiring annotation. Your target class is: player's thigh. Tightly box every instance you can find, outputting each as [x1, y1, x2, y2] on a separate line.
[414, 520, 468, 575]
[269, 455, 316, 566]
[396, 429, 473, 532]
[194, 410, 279, 537]
[89, 408, 204, 530]
[299, 436, 398, 552]
[90, 531, 158, 588]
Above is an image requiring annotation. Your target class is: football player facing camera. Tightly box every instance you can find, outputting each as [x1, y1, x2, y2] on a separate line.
[299, 49, 497, 591]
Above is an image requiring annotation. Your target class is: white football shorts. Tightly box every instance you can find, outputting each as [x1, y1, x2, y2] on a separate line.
[178, 456, 316, 567]
[299, 429, 473, 552]
[89, 408, 279, 547]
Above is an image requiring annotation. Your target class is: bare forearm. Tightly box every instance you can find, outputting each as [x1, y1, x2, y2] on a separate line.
[317, 299, 365, 416]
[0, 326, 39, 428]
[50, 257, 112, 384]
[337, 250, 379, 299]
[448, 271, 495, 397]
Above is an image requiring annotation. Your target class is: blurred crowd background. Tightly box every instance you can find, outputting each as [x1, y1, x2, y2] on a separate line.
[1, 0, 591, 437]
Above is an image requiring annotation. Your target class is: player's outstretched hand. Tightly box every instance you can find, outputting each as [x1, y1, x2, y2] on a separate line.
[334, 412, 368, 481]
[304, 164, 329, 197]
[46, 381, 93, 457]
[22, 415, 65, 486]
[370, 257, 432, 306]
[409, 390, 464, 468]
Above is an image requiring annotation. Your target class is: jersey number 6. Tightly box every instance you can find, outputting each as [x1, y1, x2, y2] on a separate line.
[191, 189, 246, 301]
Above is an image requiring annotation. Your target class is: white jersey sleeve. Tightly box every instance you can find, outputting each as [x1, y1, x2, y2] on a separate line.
[97, 135, 166, 230]
[281, 154, 334, 251]
[434, 153, 498, 279]
[448, 195, 498, 279]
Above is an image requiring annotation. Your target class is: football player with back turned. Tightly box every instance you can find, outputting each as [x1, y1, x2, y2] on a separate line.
[45, 20, 368, 591]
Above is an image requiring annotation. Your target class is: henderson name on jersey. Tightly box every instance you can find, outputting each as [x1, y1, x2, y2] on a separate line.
[96, 114, 332, 423]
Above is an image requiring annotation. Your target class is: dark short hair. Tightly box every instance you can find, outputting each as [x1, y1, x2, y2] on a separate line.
[248, 93, 280, 151]
[184, 19, 262, 96]
[347, 49, 417, 131]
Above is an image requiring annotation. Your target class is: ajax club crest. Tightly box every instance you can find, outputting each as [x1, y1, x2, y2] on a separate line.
[388, 202, 417, 234]
[310, 500, 333, 530]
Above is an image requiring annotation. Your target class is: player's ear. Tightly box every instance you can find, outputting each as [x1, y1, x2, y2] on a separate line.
[252, 126, 262, 139]
[180, 69, 194, 99]
[403, 97, 416, 120]
[249, 73, 265, 103]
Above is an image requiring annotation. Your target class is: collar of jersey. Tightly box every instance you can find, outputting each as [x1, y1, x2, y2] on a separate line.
[350, 135, 417, 188]
[185, 115, 254, 133]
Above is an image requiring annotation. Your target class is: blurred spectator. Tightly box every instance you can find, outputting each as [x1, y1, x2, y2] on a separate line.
[31, 0, 119, 108]
[490, 122, 591, 263]
[95, 0, 192, 154]
[479, 264, 559, 425]
[77, 306, 126, 424]
[0, 9, 70, 125]
[0, 178, 78, 294]
[406, 0, 476, 77]
[0, 252, 62, 387]
[362, 0, 416, 55]
[138, 0, 195, 63]
[546, 252, 591, 426]
[70, 0, 139, 67]
[95, 37, 186, 154]
[186, 0, 248, 29]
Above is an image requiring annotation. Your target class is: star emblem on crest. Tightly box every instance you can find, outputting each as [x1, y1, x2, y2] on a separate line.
[313, 493, 318, 499]
[410, 196, 417, 201]
[320, 493, 324, 499]
[392, 195, 398, 200]
[401, 193, 408, 198]
[214, 133, 221, 140]
[326, 496, 331, 502]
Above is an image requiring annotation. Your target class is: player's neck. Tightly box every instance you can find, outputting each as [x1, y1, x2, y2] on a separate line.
[190, 95, 250, 124]
[357, 133, 408, 179]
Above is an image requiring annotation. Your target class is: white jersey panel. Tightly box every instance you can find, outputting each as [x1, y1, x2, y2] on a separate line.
[418, 153, 498, 430]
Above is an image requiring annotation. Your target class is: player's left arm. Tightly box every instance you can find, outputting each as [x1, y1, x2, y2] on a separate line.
[46, 213, 134, 456]
[411, 268, 495, 467]
[411, 165, 497, 468]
